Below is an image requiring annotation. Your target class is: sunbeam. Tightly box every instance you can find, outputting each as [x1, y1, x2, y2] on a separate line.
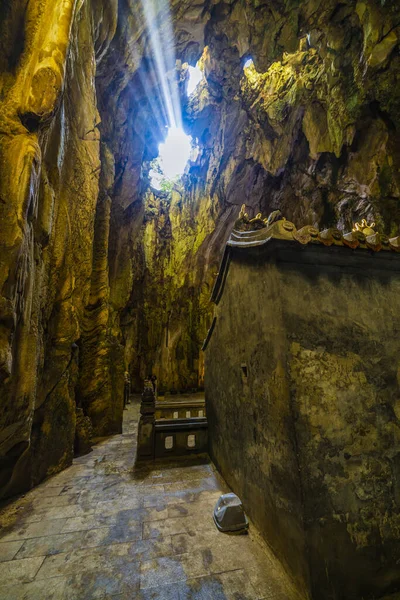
[140, 0, 182, 129]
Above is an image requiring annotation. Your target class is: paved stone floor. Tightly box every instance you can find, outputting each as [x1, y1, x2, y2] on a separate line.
[0, 401, 303, 600]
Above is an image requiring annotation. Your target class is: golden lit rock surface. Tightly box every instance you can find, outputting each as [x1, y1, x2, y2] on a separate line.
[0, 0, 111, 496]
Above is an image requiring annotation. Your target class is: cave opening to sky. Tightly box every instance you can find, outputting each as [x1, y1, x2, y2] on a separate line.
[187, 63, 203, 95]
[149, 63, 203, 190]
[150, 126, 192, 189]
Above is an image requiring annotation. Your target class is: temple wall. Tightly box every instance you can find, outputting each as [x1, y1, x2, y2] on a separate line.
[205, 243, 400, 600]
[205, 251, 309, 593]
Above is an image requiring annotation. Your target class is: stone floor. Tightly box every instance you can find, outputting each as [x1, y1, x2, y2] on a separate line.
[0, 401, 304, 600]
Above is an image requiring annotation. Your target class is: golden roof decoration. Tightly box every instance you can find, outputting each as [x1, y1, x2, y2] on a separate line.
[230, 205, 400, 253]
[352, 219, 376, 237]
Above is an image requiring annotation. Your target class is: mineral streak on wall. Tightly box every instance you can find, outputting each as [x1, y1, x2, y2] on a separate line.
[205, 232, 400, 599]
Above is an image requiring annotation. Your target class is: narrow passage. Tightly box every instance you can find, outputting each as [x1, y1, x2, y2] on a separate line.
[0, 400, 302, 600]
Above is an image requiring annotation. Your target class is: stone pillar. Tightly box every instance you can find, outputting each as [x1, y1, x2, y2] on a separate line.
[137, 380, 156, 460]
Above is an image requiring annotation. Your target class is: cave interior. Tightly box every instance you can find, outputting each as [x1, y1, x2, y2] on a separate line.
[0, 0, 400, 598]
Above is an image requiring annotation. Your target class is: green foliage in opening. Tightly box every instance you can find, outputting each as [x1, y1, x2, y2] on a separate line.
[150, 158, 182, 194]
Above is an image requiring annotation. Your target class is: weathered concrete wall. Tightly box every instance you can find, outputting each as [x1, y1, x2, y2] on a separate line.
[205, 248, 309, 594]
[205, 242, 400, 600]
[284, 249, 400, 599]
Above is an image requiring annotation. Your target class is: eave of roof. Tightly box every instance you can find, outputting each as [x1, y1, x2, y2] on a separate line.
[210, 219, 400, 305]
[228, 220, 400, 252]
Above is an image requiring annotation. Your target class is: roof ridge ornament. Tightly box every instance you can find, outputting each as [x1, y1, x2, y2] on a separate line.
[230, 206, 399, 254]
[234, 205, 286, 232]
[352, 219, 376, 237]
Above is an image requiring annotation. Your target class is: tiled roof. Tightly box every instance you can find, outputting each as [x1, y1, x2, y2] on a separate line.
[208, 211, 400, 306]
[228, 219, 400, 252]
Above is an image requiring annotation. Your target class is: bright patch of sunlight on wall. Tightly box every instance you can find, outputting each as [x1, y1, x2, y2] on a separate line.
[187, 63, 203, 95]
[243, 58, 258, 84]
[150, 126, 192, 190]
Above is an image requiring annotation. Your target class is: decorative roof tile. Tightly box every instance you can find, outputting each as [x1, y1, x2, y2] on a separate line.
[229, 206, 400, 253]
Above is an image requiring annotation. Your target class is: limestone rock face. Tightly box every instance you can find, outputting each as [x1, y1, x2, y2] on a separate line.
[0, 0, 120, 498]
[0, 0, 399, 501]
[74, 407, 93, 457]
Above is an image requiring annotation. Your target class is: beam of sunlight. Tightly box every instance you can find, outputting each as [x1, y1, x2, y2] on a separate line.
[187, 63, 203, 95]
[126, 45, 168, 138]
[141, 0, 182, 128]
[150, 126, 192, 189]
[137, 2, 195, 190]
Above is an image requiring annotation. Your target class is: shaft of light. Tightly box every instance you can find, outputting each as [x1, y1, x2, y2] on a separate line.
[141, 0, 182, 129]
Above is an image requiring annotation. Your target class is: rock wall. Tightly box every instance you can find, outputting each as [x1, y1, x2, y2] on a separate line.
[0, 0, 209, 497]
[0, 0, 399, 497]
[205, 241, 400, 599]
[0, 0, 121, 497]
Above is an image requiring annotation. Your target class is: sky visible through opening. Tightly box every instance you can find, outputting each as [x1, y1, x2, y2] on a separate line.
[150, 64, 203, 190]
